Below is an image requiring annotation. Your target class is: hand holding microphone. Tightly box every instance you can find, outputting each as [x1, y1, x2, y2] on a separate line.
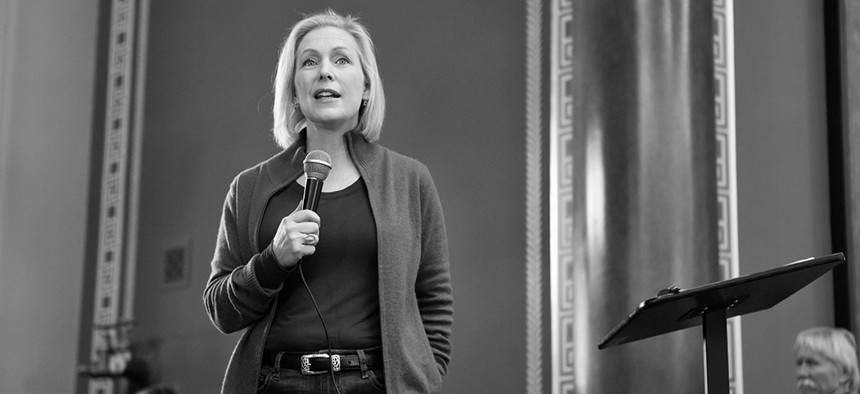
[271, 150, 331, 270]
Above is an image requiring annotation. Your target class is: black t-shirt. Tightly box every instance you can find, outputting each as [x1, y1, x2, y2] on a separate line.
[256, 178, 381, 351]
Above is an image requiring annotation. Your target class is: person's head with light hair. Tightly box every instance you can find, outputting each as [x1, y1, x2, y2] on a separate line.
[272, 9, 385, 149]
[795, 327, 860, 394]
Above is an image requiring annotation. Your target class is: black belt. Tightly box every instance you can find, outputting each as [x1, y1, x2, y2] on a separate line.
[262, 348, 383, 376]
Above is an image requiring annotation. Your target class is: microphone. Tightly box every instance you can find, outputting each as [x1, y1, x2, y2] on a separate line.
[302, 150, 332, 212]
[297, 150, 339, 393]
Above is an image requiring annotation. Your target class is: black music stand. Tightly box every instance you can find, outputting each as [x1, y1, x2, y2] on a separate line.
[598, 252, 845, 394]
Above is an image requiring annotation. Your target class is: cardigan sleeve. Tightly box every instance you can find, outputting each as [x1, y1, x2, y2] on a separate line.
[415, 167, 454, 376]
[203, 176, 281, 334]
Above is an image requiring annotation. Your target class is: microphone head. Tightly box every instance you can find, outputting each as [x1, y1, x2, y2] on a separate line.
[303, 150, 332, 180]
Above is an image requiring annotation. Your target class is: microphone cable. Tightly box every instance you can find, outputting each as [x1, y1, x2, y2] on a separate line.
[297, 259, 343, 394]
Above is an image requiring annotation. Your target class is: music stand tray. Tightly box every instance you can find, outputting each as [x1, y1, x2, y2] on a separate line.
[598, 252, 845, 394]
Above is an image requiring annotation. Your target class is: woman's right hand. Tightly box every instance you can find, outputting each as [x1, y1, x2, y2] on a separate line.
[270, 202, 320, 270]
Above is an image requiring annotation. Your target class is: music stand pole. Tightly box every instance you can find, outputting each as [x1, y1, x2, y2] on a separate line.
[703, 308, 729, 394]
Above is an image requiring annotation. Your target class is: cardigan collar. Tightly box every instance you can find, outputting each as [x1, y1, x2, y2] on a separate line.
[261, 129, 382, 188]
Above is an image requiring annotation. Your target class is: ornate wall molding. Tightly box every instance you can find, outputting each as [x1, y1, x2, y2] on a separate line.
[87, 0, 148, 392]
[549, 0, 574, 392]
[713, 0, 743, 392]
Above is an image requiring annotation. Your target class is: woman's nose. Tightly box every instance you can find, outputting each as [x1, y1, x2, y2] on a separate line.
[318, 63, 334, 81]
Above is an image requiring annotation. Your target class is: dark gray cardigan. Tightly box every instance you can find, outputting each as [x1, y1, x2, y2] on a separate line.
[203, 131, 453, 393]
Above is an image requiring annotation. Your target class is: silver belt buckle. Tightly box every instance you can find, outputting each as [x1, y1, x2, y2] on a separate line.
[300, 353, 341, 375]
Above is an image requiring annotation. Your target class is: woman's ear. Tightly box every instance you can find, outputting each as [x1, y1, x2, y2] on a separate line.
[839, 366, 852, 384]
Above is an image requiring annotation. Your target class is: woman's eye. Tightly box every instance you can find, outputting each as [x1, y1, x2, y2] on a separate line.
[335, 57, 351, 65]
[302, 58, 317, 67]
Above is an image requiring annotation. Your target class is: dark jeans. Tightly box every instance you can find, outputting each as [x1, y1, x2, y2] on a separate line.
[257, 352, 385, 394]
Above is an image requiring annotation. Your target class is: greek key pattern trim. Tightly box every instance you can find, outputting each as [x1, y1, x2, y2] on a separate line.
[550, 0, 575, 392]
[89, 1, 136, 393]
[714, 1, 742, 393]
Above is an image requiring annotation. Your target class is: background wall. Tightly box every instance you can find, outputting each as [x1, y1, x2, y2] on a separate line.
[0, 0, 841, 392]
[132, 1, 526, 393]
[735, 1, 835, 393]
[0, 0, 99, 392]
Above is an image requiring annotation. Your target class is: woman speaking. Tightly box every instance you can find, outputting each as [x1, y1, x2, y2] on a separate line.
[203, 9, 453, 394]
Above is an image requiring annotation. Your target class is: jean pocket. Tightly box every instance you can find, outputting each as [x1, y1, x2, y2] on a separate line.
[257, 366, 276, 393]
[367, 369, 386, 392]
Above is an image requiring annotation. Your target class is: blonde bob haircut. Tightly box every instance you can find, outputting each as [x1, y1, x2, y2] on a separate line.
[272, 9, 386, 149]
[795, 327, 860, 394]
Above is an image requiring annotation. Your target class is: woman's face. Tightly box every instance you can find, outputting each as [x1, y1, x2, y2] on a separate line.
[796, 347, 847, 394]
[294, 26, 367, 133]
